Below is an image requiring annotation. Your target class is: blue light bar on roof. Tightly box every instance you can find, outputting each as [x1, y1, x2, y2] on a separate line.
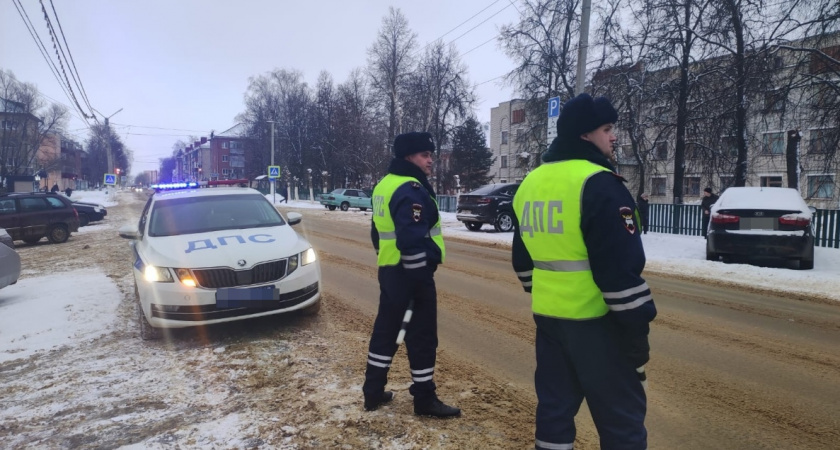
[150, 182, 199, 190]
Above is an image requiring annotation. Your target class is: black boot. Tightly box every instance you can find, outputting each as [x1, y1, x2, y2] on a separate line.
[364, 391, 394, 411]
[414, 397, 461, 418]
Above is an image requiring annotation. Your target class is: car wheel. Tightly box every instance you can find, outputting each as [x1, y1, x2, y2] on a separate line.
[360, 207, 367, 212]
[136, 285, 161, 340]
[706, 251, 718, 261]
[23, 237, 41, 244]
[465, 222, 482, 231]
[78, 213, 90, 227]
[340, 202, 350, 211]
[495, 212, 515, 232]
[47, 225, 69, 244]
[328, 205, 337, 211]
[299, 299, 321, 316]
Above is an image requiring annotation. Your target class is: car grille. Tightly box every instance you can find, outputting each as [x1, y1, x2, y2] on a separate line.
[192, 259, 288, 288]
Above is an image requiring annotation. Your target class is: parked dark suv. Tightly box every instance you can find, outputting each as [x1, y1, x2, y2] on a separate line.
[0, 192, 80, 244]
[456, 183, 520, 232]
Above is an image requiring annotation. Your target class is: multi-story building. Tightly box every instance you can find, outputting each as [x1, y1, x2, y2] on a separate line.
[175, 124, 251, 182]
[489, 99, 533, 184]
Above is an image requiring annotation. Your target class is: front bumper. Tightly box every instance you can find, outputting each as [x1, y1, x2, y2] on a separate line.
[136, 264, 321, 328]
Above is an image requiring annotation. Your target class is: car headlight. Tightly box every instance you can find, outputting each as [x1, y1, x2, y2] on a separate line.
[175, 268, 197, 287]
[302, 247, 317, 266]
[144, 265, 174, 282]
[287, 254, 299, 275]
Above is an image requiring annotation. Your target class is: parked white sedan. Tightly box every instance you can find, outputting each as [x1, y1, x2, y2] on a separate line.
[119, 185, 321, 340]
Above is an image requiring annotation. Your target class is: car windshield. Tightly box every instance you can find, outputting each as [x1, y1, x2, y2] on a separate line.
[148, 193, 285, 237]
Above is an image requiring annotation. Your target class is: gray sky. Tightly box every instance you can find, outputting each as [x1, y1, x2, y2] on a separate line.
[1, 0, 521, 176]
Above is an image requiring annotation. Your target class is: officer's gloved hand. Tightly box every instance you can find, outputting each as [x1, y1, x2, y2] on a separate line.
[625, 334, 650, 368]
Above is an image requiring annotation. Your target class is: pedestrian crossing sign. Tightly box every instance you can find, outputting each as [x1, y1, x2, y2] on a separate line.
[104, 173, 117, 185]
[268, 166, 281, 179]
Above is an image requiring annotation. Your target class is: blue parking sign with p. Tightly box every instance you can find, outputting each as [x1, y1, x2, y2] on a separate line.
[268, 165, 280, 179]
[548, 96, 561, 118]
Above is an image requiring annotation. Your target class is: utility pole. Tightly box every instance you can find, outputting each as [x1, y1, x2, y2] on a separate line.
[575, 0, 591, 95]
[268, 121, 276, 202]
[93, 108, 123, 175]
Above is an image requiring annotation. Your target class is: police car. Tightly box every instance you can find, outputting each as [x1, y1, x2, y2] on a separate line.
[119, 181, 321, 340]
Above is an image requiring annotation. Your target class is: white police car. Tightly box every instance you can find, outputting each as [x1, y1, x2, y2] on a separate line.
[119, 182, 321, 340]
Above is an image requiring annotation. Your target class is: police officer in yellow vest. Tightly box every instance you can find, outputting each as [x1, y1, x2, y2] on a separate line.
[512, 94, 657, 449]
[363, 131, 461, 418]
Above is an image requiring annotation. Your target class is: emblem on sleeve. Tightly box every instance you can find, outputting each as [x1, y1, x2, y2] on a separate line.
[410, 182, 421, 188]
[412, 203, 423, 222]
[619, 206, 636, 234]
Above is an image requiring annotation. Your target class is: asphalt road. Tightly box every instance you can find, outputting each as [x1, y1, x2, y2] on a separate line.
[296, 208, 840, 449]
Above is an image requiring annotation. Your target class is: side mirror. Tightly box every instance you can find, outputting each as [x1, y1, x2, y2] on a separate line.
[808, 206, 817, 213]
[286, 212, 302, 226]
[118, 224, 140, 240]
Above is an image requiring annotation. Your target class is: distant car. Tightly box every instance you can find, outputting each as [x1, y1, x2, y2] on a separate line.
[72, 201, 107, 226]
[119, 185, 321, 340]
[706, 187, 815, 269]
[0, 192, 80, 244]
[456, 183, 520, 232]
[318, 188, 372, 211]
[0, 228, 21, 291]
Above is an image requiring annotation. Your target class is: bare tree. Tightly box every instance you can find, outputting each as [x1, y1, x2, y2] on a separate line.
[367, 7, 417, 143]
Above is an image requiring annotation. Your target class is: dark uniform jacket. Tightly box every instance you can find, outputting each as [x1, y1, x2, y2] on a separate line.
[371, 158, 441, 282]
[512, 138, 657, 340]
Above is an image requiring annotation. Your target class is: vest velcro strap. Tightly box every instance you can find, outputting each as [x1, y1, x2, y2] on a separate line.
[378, 231, 396, 239]
[533, 259, 590, 272]
[602, 282, 650, 299]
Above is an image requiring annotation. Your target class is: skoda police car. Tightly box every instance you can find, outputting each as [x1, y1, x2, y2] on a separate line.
[119, 181, 321, 339]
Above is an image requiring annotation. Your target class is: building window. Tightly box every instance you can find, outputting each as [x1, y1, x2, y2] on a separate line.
[764, 90, 785, 112]
[222, 141, 229, 149]
[760, 176, 783, 187]
[230, 141, 242, 149]
[653, 105, 668, 122]
[515, 128, 525, 141]
[809, 128, 838, 154]
[720, 176, 734, 190]
[652, 178, 666, 196]
[501, 131, 509, 145]
[683, 177, 701, 196]
[762, 132, 784, 155]
[222, 155, 229, 162]
[721, 136, 738, 156]
[512, 109, 525, 124]
[501, 155, 508, 168]
[222, 169, 231, 176]
[810, 45, 840, 74]
[652, 141, 668, 160]
[807, 175, 834, 199]
[685, 142, 700, 160]
[500, 179, 507, 183]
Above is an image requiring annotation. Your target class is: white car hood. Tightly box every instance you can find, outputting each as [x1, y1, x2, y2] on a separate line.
[139, 225, 306, 269]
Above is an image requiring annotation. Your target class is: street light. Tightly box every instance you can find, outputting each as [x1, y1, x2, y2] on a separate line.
[307, 168, 314, 202]
[321, 170, 328, 195]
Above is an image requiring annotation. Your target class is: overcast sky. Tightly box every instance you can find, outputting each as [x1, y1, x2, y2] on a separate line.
[1, 0, 521, 176]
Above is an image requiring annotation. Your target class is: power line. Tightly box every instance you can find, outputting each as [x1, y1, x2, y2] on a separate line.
[419, 0, 503, 54]
[46, 0, 96, 117]
[111, 123, 210, 133]
[37, 0, 94, 119]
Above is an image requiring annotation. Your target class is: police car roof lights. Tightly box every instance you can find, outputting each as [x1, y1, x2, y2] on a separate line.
[150, 179, 249, 191]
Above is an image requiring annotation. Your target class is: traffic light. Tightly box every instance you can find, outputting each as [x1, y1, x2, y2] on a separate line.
[115, 168, 121, 175]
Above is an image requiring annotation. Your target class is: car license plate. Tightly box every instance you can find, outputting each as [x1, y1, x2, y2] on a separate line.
[216, 286, 279, 309]
[462, 210, 471, 214]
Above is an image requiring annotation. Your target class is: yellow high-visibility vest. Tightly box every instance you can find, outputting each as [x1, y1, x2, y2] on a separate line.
[513, 159, 612, 319]
[372, 174, 445, 266]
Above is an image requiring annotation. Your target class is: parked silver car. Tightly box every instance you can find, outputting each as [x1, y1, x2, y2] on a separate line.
[0, 227, 21, 290]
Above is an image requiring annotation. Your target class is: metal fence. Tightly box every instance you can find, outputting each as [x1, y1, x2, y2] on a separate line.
[648, 203, 840, 248]
[438, 195, 457, 213]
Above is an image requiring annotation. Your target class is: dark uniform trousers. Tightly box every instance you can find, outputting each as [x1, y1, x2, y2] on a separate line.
[534, 314, 647, 450]
[363, 265, 438, 402]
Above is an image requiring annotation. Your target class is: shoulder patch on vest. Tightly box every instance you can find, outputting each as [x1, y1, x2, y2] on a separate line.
[410, 182, 421, 189]
[619, 206, 636, 234]
[412, 203, 423, 222]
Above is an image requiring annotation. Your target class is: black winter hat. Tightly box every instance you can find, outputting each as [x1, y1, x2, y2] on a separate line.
[556, 93, 619, 139]
[393, 132, 436, 158]
[704, 187, 713, 194]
